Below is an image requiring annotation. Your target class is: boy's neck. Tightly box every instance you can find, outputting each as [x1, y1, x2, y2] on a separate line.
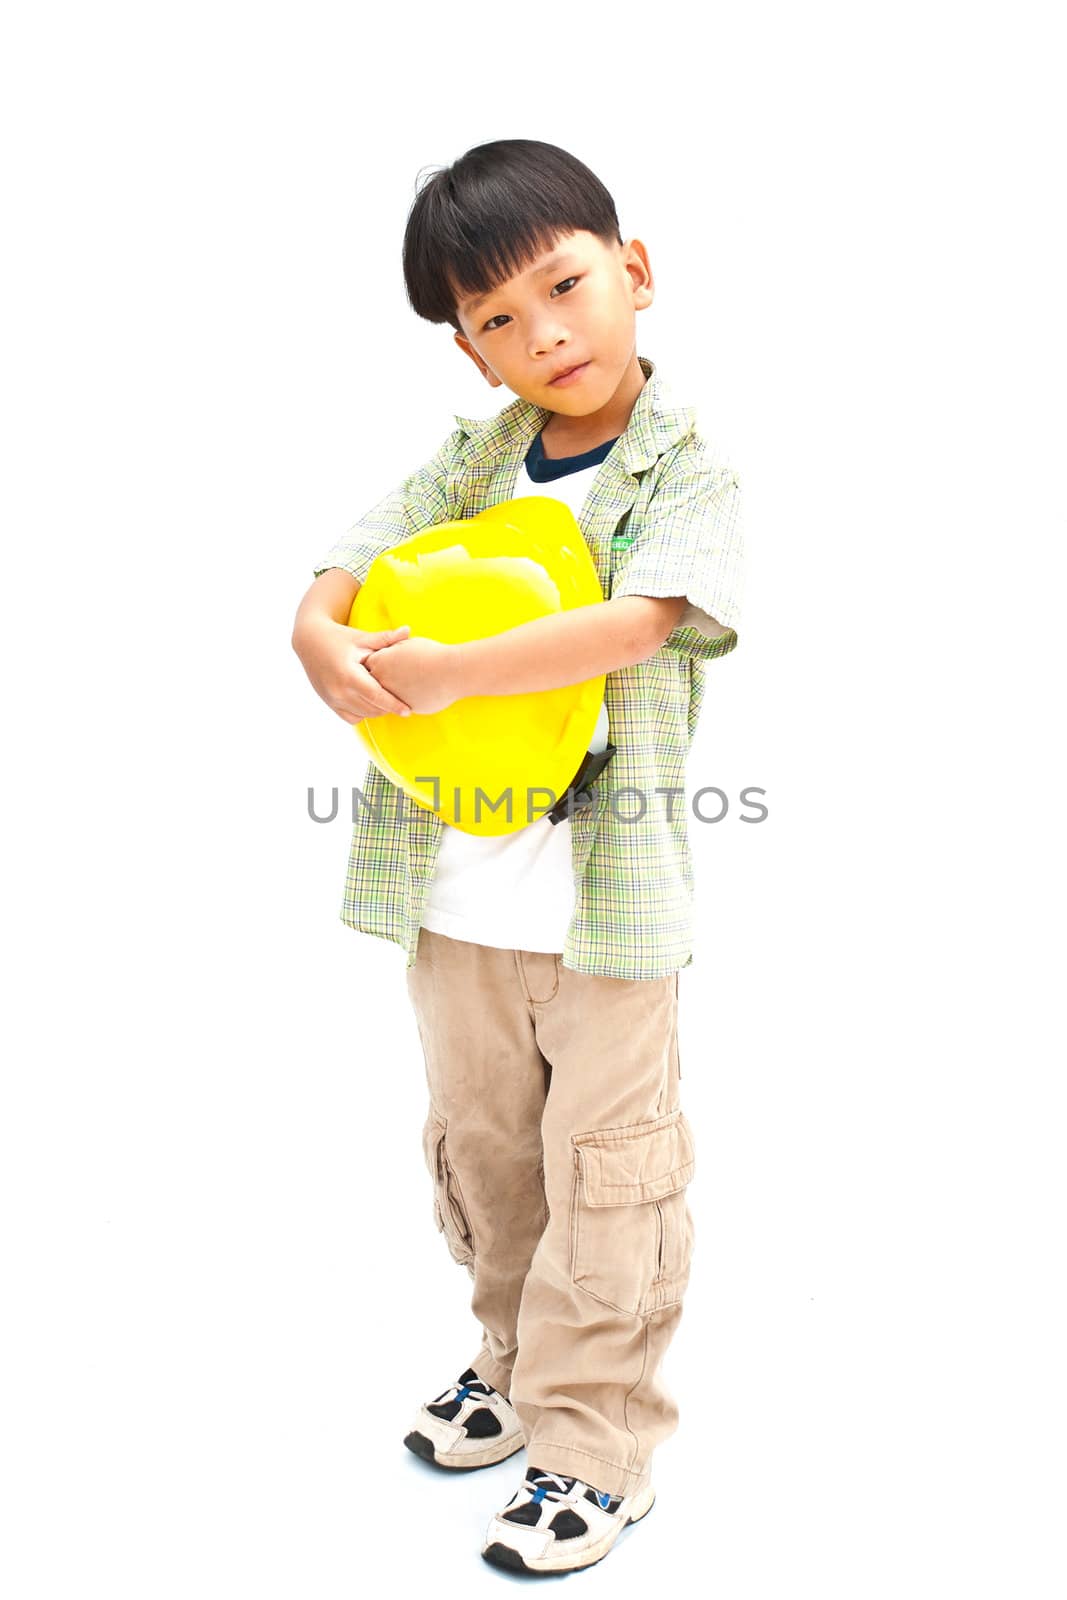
[538, 353, 647, 460]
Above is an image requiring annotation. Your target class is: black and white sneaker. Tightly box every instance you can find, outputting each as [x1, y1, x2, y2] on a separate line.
[481, 1462, 655, 1573]
[404, 1367, 525, 1470]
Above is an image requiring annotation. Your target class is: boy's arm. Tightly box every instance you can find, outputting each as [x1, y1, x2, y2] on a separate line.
[295, 426, 467, 723]
[448, 594, 689, 697]
[294, 566, 361, 629]
[362, 594, 687, 711]
[292, 569, 415, 723]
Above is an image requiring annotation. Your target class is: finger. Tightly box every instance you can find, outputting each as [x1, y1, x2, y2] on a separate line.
[351, 660, 411, 718]
[378, 693, 413, 717]
[359, 688, 412, 718]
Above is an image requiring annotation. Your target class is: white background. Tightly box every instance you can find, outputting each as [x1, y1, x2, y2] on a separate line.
[3, 3, 1064, 1595]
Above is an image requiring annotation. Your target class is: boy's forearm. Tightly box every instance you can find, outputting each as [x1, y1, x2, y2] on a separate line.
[450, 598, 668, 699]
[292, 568, 360, 646]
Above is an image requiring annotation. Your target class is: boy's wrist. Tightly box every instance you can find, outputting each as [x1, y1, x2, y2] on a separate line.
[447, 640, 475, 702]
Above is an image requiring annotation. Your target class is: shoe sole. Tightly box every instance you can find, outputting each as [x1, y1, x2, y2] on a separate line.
[403, 1427, 526, 1471]
[481, 1480, 656, 1573]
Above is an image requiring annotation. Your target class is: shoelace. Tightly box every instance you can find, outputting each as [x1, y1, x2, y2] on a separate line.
[522, 1466, 619, 1513]
[523, 1468, 580, 1503]
[433, 1374, 497, 1408]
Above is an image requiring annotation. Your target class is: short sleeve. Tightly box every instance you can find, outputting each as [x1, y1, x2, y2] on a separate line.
[612, 453, 744, 663]
[311, 425, 467, 583]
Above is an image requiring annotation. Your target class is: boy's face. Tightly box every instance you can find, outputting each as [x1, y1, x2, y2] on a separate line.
[450, 230, 653, 416]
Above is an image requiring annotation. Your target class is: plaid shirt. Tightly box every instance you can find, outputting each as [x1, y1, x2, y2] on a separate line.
[311, 354, 743, 979]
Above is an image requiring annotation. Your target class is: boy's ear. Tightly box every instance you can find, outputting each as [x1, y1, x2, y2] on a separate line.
[621, 237, 655, 311]
[454, 331, 503, 388]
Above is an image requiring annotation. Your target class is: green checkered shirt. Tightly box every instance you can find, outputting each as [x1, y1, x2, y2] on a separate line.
[311, 354, 743, 979]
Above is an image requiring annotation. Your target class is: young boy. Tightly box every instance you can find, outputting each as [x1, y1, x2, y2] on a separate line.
[292, 139, 743, 1576]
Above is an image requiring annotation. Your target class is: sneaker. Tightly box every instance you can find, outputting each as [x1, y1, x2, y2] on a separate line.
[481, 1462, 655, 1573]
[403, 1366, 525, 1470]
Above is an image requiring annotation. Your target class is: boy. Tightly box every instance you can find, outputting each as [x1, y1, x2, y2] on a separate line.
[292, 139, 743, 1576]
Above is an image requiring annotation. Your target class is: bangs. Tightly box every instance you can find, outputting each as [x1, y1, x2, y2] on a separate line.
[402, 139, 623, 332]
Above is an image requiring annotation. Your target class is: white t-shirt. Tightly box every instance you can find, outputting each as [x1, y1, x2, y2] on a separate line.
[420, 440, 613, 953]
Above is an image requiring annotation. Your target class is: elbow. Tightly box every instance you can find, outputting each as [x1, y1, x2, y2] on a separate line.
[622, 595, 689, 664]
[608, 595, 672, 666]
[628, 629, 666, 667]
[625, 624, 672, 668]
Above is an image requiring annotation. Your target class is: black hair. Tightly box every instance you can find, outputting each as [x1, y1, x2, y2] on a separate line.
[402, 139, 624, 334]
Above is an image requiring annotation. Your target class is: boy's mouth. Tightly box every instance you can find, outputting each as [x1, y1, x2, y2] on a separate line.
[548, 360, 591, 387]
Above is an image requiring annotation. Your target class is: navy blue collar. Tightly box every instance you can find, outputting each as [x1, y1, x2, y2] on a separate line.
[523, 428, 621, 483]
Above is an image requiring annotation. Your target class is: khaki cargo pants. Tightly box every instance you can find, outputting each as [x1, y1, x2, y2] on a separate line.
[405, 925, 696, 1497]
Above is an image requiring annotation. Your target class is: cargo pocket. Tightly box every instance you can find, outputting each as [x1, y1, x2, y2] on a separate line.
[569, 1107, 695, 1317]
[422, 1108, 475, 1268]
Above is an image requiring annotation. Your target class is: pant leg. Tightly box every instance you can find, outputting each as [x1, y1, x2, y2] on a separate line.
[405, 926, 550, 1399]
[507, 956, 695, 1497]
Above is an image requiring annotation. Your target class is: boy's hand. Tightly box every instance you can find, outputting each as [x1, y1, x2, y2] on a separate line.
[364, 636, 461, 715]
[293, 617, 416, 725]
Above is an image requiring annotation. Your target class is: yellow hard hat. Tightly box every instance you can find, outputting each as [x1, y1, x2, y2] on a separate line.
[348, 496, 607, 836]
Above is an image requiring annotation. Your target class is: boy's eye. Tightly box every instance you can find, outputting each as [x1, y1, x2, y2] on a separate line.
[483, 277, 580, 332]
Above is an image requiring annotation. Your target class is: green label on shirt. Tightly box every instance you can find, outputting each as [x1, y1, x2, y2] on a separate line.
[612, 533, 635, 549]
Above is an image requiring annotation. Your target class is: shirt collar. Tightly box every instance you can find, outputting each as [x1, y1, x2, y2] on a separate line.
[452, 354, 696, 475]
